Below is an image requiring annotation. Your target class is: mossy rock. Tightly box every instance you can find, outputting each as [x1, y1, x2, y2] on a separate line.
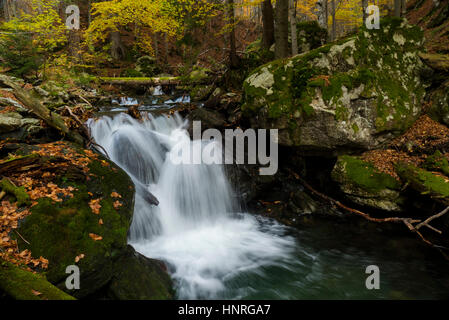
[242, 18, 426, 153]
[0, 260, 75, 300]
[424, 150, 449, 176]
[396, 163, 449, 205]
[296, 21, 328, 54]
[332, 155, 404, 211]
[189, 84, 214, 102]
[105, 246, 173, 300]
[14, 142, 136, 298]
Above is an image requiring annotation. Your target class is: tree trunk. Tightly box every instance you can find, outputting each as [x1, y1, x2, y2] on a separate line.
[331, 0, 336, 41]
[110, 31, 125, 60]
[362, 0, 368, 23]
[316, 0, 328, 30]
[228, 0, 239, 68]
[394, 0, 402, 17]
[262, 0, 275, 50]
[275, 0, 289, 59]
[401, 0, 406, 17]
[289, 0, 298, 56]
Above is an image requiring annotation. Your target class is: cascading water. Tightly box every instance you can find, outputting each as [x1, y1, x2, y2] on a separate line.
[88, 112, 298, 299]
[87, 97, 449, 300]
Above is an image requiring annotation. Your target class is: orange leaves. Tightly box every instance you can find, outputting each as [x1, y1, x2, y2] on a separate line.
[89, 233, 102, 241]
[31, 289, 42, 296]
[75, 254, 85, 263]
[113, 200, 123, 210]
[0, 201, 49, 269]
[89, 198, 102, 215]
[111, 192, 122, 198]
[99, 219, 103, 225]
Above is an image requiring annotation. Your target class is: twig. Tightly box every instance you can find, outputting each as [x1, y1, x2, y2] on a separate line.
[415, 206, 449, 233]
[78, 94, 93, 108]
[14, 230, 30, 245]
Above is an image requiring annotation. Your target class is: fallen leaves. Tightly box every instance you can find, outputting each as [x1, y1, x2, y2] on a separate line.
[89, 198, 102, 215]
[75, 253, 85, 263]
[89, 233, 102, 241]
[0, 201, 48, 270]
[113, 200, 123, 210]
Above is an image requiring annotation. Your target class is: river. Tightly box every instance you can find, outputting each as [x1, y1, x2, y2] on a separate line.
[87, 91, 449, 300]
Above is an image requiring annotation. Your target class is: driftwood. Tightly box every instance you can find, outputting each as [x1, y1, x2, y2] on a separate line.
[0, 75, 84, 145]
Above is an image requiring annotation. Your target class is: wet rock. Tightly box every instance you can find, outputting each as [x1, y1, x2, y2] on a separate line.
[188, 107, 226, 132]
[104, 245, 173, 300]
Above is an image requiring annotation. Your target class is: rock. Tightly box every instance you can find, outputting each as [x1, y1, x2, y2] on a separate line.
[105, 245, 173, 300]
[296, 21, 328, 54]
[188, 66, 211, 82]
[331, 155, 404, 211]
[0, 261, 75, 300]
[396, 163, 449, 206]
[0, 113, 23, 133]
[189, 84, 214, 102]
[419, 53, 449, 72]
[188, 107, 226, 132]
[242, 18, 426, 154]
[0, 97, 29, 113]
[11, 142, 172, 299]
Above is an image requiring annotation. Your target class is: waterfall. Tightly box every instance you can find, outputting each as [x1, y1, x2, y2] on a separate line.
[88, 112, 297, 299]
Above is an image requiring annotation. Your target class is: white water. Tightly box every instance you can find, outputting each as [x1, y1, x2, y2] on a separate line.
[88, 112, 297, 299]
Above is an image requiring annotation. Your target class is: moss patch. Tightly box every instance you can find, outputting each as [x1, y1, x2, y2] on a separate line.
[0, 260, 75, 300]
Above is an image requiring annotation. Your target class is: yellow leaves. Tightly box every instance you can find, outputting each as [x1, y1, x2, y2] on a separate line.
[89, 233, 103, 241]
[89, 199, 102, 215]
[86, 0, 218, 55]
[75, 254, 85, 263]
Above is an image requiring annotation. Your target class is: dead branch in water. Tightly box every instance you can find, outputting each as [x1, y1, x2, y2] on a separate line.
[286, 168, 449, 251]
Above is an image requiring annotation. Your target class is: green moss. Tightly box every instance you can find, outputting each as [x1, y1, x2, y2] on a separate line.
[337, 155, 401, 193]
[396, 163, 449, 202]
[14, 145, 135, 297]
[0, 260, 75, 300]
[0, 177, 30, 206]
[425, 151, 449, 176]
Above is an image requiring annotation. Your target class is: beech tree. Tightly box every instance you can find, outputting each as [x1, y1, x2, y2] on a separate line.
[274, 0, 289, 59]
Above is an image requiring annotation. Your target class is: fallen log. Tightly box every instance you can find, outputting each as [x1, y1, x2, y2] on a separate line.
[0, 75, 84, 145]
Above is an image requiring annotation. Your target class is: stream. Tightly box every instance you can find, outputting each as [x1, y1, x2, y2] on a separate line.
[87, 90, 449, 300]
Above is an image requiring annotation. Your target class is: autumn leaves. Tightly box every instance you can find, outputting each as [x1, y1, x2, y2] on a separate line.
[87, 191, 124, 243]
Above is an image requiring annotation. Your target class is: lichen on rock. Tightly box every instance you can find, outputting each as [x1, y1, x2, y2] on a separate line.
[242, 18, 426, 153]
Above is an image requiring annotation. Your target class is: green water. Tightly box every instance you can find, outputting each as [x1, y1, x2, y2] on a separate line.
[218, 216, 449, 300]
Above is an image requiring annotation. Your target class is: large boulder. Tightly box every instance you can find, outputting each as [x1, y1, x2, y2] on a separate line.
[331, 155, 404, 211]
[242, 18, 427, 155]
[7, 142, 173, 299]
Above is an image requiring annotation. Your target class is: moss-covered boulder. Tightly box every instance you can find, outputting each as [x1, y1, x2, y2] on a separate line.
[331, 155, 404, 211]
[0, 260, 75, 300]
[10, 142, 172, 299]
[296, 21, 328, 54]
[242, 18, 426, 154]
[396, 163, 449, 205]
[105, 245, 173, 300]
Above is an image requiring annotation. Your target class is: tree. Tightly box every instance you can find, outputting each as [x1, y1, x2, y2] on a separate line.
[228, 0, 240, 68]
[274, 0, 289, 59]
[261, 0, 275, 49]
[1, 0, 67, 75]
[289, 0, 298, 55]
